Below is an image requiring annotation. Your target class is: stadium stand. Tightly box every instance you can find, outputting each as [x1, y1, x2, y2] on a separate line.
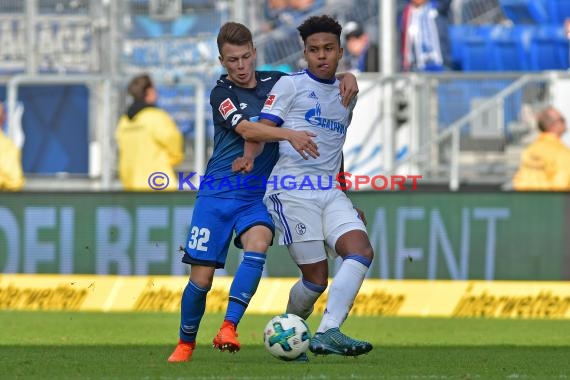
[2, 0, 570, 190]
[548, 0, 570, 23]
[451, 23, 568, 72]
[529, 24, 569, 70]
[500, 0, 549, 24]
[491, 25, 533, 71]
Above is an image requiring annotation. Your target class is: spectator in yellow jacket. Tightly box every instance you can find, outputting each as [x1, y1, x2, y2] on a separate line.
[116, 74, 184, 191]
[513, 106, 570, 191]
[0, 102, 25, 191]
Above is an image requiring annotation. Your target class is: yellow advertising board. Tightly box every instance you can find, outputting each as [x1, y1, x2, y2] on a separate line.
[1, 275, 569, 319]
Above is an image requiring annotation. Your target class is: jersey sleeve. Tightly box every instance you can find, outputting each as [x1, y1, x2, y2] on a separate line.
[210, 86, 247, 130]
[259, 76, 296, 126]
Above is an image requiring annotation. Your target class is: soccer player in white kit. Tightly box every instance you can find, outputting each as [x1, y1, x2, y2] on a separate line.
[234, 15, 374, 357]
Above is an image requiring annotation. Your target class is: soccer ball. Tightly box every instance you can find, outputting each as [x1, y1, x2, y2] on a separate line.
[263, 313, 311, 361]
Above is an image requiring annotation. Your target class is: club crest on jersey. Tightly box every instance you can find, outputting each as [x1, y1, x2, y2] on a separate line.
[295, 223, 307, 235]
[219, 98, 237, 120]
[264, 94, 276, 109]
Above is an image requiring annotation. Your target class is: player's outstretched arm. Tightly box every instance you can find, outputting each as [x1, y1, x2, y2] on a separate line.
[235, 119, 319, 159]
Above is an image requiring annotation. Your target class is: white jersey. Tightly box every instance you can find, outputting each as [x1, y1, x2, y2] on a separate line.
[260, 70, 356, 195]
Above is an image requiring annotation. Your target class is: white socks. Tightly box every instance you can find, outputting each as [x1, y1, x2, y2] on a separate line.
[286, 279, 326, 320]
[317, 258, 368, 333]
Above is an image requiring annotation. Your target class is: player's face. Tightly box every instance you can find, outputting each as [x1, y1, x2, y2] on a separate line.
[303, 32, 343, 81]
[219, 42, 257, 88]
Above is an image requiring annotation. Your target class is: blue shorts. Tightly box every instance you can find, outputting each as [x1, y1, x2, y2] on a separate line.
[182, 196, 275, 268]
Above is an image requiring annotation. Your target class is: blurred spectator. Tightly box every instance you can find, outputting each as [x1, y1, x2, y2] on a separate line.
[432, 0, 452, 69]
[262, 0, 323, 31]
[289, 0, 322, 16]
[0, 101, 25, 191]
[343, 21, 379, 72]
[399, 0, 452, 71]
[513, 106, 570, 191]
[262, 0, 289, 31]
[115, 74, 184, 191]
[260, 0, 324, 71]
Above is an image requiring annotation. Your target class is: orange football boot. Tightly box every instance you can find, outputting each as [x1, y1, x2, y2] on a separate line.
[212, 320, 241, 352]
[167, 340, 196, 362]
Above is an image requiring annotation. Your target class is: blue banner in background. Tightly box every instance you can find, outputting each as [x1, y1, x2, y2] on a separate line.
[0, 85, 89, 174]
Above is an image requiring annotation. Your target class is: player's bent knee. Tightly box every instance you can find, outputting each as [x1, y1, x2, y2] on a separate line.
[190, 277, 214, 290]
[361, 245, 374, 261]
[244, 240, 270, 254]
[302, 273, 328, 287]
[299, 261, 328, 286]
[189, 266, 216, 289]
[240, 226, 272, 253]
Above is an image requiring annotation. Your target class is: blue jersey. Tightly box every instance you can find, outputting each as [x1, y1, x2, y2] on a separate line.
[199, 71, 286, 200]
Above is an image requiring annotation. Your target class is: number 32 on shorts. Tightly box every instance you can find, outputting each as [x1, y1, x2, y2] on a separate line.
[187, 226, 210, 251]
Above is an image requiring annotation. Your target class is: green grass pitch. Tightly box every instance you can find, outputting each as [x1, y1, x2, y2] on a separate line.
[1, 311, 569, 379]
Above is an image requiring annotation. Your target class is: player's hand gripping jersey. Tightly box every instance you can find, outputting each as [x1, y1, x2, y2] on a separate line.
[259, 70, 356, 195]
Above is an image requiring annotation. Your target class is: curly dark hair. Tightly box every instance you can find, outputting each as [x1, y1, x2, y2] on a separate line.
[297, 15, 342, 45]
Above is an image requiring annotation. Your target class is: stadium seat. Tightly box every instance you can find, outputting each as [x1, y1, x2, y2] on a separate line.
[499, 0, 549, 24]
[529, 25, 569, 70]
[437, 79, 521, 141]
[449, 25, 471, 70]
[491, 25, 533, 71]
[461, 25, 498, 71]
[546, 0, 570, 24]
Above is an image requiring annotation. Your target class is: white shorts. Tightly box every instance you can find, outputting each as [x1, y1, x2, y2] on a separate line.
[264, 189, 367, 261]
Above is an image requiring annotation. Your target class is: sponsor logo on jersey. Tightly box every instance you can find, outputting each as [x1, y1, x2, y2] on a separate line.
[308, 91, 318, 100]
[305, 103, 347, 135]
[231, 114, 243, 127]
[264, 94, 276, 109]
[219, 98, 237, 120]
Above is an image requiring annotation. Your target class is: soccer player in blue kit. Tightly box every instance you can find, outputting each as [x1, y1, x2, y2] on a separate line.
[167, 21, 358, 362]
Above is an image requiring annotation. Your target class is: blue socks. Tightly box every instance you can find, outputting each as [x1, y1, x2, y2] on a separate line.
[225, 251, 266, 325]
[179, 280, 210, 343]
[178, 252, 266, 342]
